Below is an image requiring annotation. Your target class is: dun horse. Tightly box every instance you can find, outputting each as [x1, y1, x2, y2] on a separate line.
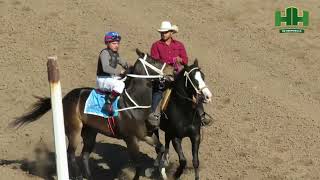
[11, 49, 168, 180]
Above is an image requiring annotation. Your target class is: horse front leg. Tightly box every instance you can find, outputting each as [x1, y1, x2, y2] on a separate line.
[190, 134, 201, 180]
[144, 132, 165, 164]
[157, 133, 171, 180]
[124, 136, 142, 180]
[151, 129, 165, 167]
[144, 131, 164, 149]
[172, 137, 186, 179]
[153, 129, 163, 154]
[143, 132, 168, 179]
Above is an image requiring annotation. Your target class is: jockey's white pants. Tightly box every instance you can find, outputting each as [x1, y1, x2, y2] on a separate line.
[96, 76, 125, 94]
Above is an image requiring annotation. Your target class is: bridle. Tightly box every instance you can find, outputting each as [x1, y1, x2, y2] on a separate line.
[183, 67, 208, 95]
[117, 54, 167, 111]
[174, 67, 205, 104]
[126, 54, 166, 79]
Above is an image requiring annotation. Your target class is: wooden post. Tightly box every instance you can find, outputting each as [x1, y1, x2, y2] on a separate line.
[47, 56, 69, 180]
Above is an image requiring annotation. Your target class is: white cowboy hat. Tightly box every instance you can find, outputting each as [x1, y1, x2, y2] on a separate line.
[157, 21, 178, 33]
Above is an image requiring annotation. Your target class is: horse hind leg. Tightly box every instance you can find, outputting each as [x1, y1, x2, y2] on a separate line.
[66, 122, 83, 180]
[80, 126, 97, 180]
[172, 137, 186, 179]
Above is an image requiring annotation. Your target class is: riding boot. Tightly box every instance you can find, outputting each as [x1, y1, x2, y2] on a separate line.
[148, 88, 163, 130]
[197, 103, 213, 126]
[103, 91, 119, 116]
[148, 111, 161, 129]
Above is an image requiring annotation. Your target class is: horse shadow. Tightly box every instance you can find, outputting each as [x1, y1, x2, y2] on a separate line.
[89, 141, 155, 179]
[0, 142, 156, 180]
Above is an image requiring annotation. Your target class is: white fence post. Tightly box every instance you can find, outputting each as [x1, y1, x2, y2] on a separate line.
[47, 56, 69, 180]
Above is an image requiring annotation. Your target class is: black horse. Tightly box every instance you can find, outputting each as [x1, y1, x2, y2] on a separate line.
[155, 59, 212, 180]
[10, 49, 169, 180]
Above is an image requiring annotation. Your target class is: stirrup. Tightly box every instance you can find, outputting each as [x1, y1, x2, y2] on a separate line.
[203, 112, 213, 120]
[151, 112, 161, 119]
[201, 112, 214, 126]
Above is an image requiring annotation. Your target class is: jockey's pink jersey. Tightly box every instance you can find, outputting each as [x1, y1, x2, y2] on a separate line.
[150, 39, 188, 71]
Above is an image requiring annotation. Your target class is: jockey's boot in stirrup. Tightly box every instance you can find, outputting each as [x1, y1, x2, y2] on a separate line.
[197, 103, 213, 127]
[103, 91, 119, 115]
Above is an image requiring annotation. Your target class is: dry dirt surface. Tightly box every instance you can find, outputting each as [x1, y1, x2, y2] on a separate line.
[1, 0, 320, 179]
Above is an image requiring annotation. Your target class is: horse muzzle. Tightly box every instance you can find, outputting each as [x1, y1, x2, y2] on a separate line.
[201, 87, 212, 103]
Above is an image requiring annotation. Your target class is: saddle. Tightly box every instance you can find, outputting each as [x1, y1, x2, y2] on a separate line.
[160, 89, 172, 111]
[84, 89, 120, 118]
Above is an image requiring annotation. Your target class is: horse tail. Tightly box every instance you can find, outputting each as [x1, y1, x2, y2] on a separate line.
[9, 96, 51, 128]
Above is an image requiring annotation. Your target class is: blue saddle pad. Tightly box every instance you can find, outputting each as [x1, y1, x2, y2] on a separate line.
[84, 89, 120, 118]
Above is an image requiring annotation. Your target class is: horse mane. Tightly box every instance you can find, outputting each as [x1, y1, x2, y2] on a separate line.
[174, 65, 188, 81]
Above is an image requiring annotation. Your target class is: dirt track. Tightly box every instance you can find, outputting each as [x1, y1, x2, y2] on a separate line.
[1, 0, 320, 179]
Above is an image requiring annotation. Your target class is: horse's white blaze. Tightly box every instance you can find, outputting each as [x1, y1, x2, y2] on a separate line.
[195, 71, 212, 102]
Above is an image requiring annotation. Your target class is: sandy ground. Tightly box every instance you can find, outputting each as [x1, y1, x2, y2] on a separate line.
[1, 0, 320, 179]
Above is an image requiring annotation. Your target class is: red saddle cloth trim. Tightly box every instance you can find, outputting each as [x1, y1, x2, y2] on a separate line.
[108, 117, 116, 136]
[95, 89, 120, 136]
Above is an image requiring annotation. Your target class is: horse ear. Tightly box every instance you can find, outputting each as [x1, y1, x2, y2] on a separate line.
[136, 48, 144, 58]
[194, 58, 199, 66]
